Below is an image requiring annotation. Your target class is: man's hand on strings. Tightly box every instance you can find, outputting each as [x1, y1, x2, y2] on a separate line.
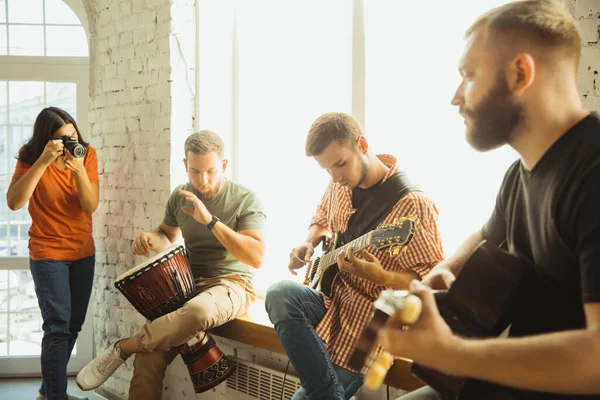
[337, 245, 386, 284]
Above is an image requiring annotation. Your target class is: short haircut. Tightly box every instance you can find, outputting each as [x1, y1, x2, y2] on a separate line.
[184, 130, 224, 158]
[467, 0, 581, 67]
[305, 112, 363, 157]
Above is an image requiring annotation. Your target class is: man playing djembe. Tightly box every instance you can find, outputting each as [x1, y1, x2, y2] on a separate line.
[76, 130, 266, 400]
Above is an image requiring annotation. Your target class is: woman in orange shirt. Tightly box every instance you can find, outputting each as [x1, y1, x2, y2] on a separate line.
[6, 107, 99, 400]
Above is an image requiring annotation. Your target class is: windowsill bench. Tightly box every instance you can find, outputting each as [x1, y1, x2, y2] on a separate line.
[209, 298, 425, 391]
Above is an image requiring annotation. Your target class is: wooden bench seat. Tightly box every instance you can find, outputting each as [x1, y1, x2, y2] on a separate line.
[210, 298, 424, 391]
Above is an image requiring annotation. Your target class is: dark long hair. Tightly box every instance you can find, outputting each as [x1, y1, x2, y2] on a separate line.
[18, 107, 89, 165]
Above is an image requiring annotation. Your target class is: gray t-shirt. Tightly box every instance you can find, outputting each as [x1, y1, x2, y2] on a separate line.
[163, 180, 265, 281]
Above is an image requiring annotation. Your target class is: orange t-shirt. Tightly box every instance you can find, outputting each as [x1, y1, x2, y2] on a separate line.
[11, 146, 99, 261]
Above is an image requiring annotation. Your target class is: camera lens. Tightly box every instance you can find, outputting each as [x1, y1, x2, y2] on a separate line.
[70, 143, 86, 158]
[62, 136, 86, 158]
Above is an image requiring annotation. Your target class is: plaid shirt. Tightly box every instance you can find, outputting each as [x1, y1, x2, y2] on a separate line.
[310, 154, 445, 372]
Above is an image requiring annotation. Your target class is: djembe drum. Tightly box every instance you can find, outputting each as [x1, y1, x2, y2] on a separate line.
[114, 244, 235, 393]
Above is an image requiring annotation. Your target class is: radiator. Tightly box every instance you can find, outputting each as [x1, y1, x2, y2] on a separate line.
[226, 356, 302, 400]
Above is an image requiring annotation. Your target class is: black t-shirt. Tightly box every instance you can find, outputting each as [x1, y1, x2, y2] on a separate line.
[471, 113, 600, 400]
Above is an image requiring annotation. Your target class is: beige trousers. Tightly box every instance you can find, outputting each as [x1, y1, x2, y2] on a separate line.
[127, 273, 255, 400]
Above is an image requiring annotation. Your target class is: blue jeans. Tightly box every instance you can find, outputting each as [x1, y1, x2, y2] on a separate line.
[265, 280, 364, 400]
[30, 256, 95, 400]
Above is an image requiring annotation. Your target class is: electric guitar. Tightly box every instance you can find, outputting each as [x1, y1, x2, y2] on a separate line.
[303, 216, 416, 297]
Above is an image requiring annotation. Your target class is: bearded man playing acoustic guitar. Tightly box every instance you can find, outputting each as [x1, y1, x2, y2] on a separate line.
[378, 1, 600, 399]
[265, 112, 445, 400]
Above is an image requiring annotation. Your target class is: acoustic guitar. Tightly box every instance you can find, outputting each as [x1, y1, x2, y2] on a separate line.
[349, 240, 533, 399]
[303, 216, 416, 297]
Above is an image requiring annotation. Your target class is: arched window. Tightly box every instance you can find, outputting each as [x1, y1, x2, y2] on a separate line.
[0, 0, 91, 375]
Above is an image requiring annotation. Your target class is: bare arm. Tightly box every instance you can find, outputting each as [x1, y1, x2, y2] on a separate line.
[73, 173, 99, 214]
[305, 223, 330, 247]
[134, 223, 181, 256]
[421, 229, 484, 289]
[7, 160, 50, 211]
[7, 140, 64, 211]
[380, 284, 600, 395]
[435, 229, 483, 275]
[211, 225, 265, 269]
[448, 303, 600, 394]
[288, 224, 330, 274]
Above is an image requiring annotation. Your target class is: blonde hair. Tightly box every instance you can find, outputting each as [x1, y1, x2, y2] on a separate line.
[305, 112, 363, 157]
[184, 130, 224, 158]
[467, 0, 581, 66]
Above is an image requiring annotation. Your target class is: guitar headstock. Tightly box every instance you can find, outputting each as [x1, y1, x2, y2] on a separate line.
[371, 215, 416, 256]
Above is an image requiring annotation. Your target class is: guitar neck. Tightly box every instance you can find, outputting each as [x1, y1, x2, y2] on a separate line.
[319, 231, 374, 270]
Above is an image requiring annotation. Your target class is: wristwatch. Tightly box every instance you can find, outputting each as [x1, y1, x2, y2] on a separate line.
[207, 214, 220, 230]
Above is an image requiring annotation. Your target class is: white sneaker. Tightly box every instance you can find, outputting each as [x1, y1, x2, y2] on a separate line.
[76, 341, 128, 391]
[37, 391, 89, 400]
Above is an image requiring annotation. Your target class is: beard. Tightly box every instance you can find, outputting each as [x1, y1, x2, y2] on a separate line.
[196, 180, 223, 202]
[463, 70, 524, 152]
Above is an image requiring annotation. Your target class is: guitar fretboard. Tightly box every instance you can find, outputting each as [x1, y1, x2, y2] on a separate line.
[319, 231, 374, 271]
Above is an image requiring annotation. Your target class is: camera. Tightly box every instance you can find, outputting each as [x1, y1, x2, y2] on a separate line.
[61, 136, 86, 158]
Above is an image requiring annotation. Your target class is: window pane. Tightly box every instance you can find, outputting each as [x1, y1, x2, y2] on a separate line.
[9, 270, 36, 312]
[8, 81, 44, 125]
[9, 125, 32, 178]
[0, 1, 6, 23]
[7, 0, 43, 24]
[0, 271, 8, 311]
[0, 24, 6, 55]
[45, 0, 81, 25]
[235, 0, 351, 290]
[9, 312, 42, 356]
[8, 24, 44, 56]
[0, 81, 6, 124]
[0, 125, 6, 178]
[9, 219, 29, 256]
[0, 313, 6, 356]
[0, 178, 9, 260]
[364, 0, 516, 255]
[46, 25, 88, 57]
[46, 81, 76, 116]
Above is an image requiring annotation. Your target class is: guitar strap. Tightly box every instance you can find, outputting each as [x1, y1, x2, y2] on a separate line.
[337, 171, 420, 246]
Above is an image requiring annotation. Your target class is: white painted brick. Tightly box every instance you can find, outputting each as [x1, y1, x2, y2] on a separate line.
[112, 45, 135, 63]
[108, 4, 123, 21]
[108, 34, 119, 49]
[129, 58, 143, 72]
[97, 8, 112, 26]
[95, 23, 114, 38]
[125, 74, 153, 90]
[575, 0, 600, 19]
[578, 46, 600, 96]
[130, 88, 146, 103]
[126, 117, 141, 132]
[132, 27, 155, 44]
[579, 18, 600, 43]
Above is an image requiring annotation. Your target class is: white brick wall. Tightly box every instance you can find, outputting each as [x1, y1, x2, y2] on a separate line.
[82, 0, 196, 398]
[82, 0, 600, 399]
[571, 0, 600, 112]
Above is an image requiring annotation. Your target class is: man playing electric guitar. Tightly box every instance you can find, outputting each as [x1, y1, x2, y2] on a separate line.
[378, 1, 600, 399]
[265, 112, 445, 400]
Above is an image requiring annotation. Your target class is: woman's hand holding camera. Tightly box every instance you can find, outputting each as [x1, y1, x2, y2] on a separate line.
[39, 140, 64, 166]
[63, 149, 86, 177]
